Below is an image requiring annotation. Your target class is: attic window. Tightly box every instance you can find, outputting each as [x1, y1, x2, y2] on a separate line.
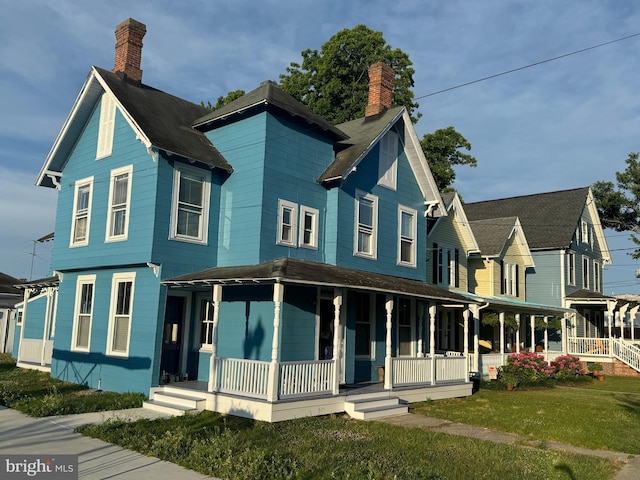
[378, 130, 398, 190]
[96, 93, 116, 159]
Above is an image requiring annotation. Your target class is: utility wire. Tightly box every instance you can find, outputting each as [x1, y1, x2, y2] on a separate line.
[416, 31, 640, 100]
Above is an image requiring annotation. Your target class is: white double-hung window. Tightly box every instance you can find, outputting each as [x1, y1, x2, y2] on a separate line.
[398, 206, 417, 267]
[355, 191, 378, 259]
[170, 165, 210, 244]
[70, 177, 94, 247]
[106, 165, 132, 241]
[277, 200, 298, 246]
[299, 206, 319, 249]
[71, 275, 95, 351]
[106, 272, 135, 356]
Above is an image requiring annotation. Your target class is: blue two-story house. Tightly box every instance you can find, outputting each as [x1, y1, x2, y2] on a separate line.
[15, 18, 477, 421]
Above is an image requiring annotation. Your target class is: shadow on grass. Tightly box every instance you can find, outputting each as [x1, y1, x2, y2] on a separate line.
[554, 463, 576, 479]
[615, 394, 640, 417]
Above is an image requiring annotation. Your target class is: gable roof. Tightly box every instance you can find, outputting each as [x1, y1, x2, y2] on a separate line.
[464, 187, 593, 252]
[37, 67, 232, 188]
[319, 108, 445, 213]
[192, 80, 348, 141]
[433, 192, 480, 255]
[163, 257, 474, 304]
[468, 217, 534, 266]
[0, 272, 22, 295]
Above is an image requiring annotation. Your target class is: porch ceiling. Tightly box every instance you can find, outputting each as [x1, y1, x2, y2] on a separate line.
[162, 257, 475, 304]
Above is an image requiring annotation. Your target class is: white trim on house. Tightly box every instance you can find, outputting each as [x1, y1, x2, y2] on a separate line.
[397, 205, 417, 268]
[299, 205, 319, 250]
[377, 130, 398, 190]
[96, 92, 116, 159]
[106, 272, 136, 357]
[354, 190, 378, 259]
[276, 199, 298, 247]
[71, 275, 96, 352]
[70, 176, 94, 247]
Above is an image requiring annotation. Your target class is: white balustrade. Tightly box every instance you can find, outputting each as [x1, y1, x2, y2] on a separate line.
[567, 337, 610, 356]
[216, 358, 270, 399]
[613, 338, 640, 372]
[18, 339, 52, 365]
[435, 356, 467, 382]
[392, 357, 432, 386]
[279, 360, 334, 398]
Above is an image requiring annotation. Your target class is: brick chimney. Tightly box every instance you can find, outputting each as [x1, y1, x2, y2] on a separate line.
[112, 18, 146, 82]
[365, 62, 394, 118]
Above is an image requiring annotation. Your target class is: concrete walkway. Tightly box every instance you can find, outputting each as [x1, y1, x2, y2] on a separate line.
[0, 406, 218, 479]
[376, 413, 640, 480]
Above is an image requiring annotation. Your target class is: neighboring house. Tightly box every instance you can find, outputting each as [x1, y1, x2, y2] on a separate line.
[17, 18, 480, 421]
[0, 272, 22, 354]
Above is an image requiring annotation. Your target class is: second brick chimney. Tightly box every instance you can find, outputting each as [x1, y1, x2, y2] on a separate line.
[365, 62, 394, 118]
[112, 18, 146, 82]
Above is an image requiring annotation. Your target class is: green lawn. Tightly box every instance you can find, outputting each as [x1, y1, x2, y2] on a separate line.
[411, 377, 640, 454]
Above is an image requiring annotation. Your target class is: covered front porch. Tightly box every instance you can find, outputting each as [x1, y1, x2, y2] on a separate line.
[153, 258, 476, 421]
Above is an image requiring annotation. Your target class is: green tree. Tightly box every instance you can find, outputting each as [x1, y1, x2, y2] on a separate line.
[592, 152, 640, 258]
[420, 126, 477, 191]
[201, 89, 246, 110]
[279, 25, 419, 124]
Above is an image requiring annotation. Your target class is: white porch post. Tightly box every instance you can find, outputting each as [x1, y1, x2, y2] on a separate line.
[543, 316, 549, 362]
[631, 305, 639, 342]
[17, 288, 30, 363]
[471, 304, 480, 372]
[463, 308, 470, 383]
[561, 314, 567, 354]
[207, 284, 222, 392]
[331, 289, 343, 395]
[429, 304, 437, 385]
[40, 288, 53, 366]
[530, 315, 536, 352]
[607, 305, 613, 339]
[515, 313, 521, 354]
[619, 304, 628, 340]
[267, 283, 284, 402]
[499, 312, 505, 366]
[384, 295, 394, 390]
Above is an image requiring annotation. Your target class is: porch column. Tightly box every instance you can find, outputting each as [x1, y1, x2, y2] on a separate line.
[384, 295, 394, 390]
[619, 304, 628, 340]
[471, 304, 480, 372]
[499, 312, 505, 366]
[331, 289, 343, 395]
[429, 304, 437, 385]
[561, 314, 568, 354]
[530, 315, 536, 352]
[16, 288, 30, 363]
[631, 305, 639, 342]
[543, 317, 549, 362]
[40, 288, 54, 366]
[207, 284, 222, 392]
[515, 313, 521, 354]
[463, 308, 470, 383]
[607, 305, 614, 339]
[267, 283, 284, 402]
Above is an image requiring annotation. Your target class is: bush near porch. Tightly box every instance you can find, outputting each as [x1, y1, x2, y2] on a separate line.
[497, 352, 585, 388]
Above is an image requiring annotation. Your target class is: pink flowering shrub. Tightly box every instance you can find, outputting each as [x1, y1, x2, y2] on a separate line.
[550, 355, 583, 379]
[499, 351, 552, 386]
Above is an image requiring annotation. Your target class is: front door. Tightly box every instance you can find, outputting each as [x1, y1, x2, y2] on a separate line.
[160, 296, 184, 379]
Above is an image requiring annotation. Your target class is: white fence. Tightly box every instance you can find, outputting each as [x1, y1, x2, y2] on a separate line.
[18, 339, 52, 365]
[279, 360, 334, 398]
[435, 356, 468, 382]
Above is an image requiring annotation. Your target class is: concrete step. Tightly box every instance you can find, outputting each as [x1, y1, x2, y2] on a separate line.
[151, 391, 206, 410]
[349, 404, 409, 420]
[345, 394, 408, 420]
[143, 399, 194, 416]
[346, 396, 400, 411]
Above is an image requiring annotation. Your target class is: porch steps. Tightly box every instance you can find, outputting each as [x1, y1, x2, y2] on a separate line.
[344, 394, 408, 420]
[143, 389, 207, 416]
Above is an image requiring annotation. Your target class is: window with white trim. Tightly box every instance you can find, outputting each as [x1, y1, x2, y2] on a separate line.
[354, 292, 374, 358]
[96, 92, 116, 159]
[199, 298, 214, 347]
[432, 243, 459, 287]
[378, 130, 398, 189]
[106, 272, 135, 356]
[70, 177, 94, 247]
[502, 262, 519, 296]
[594, 261, 601, 292]
[16, 310, 22, 325]
[277, 199, 298, 246]
[567, 252, 576, 286]
[106, 166, 132, 241]
[170, 165, 210, 244]
[398, 206, 417, 267]
[355, 191, 378, 258]
[582, 256, 590, 289]
[299, 206, 319, 249]
[581, 220, 591, 246]
[71, 275, 95, 351]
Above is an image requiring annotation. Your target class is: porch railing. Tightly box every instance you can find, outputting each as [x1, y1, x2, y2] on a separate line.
[435, 355, 468, 382]
[612, 338, 640, 372]
[567, 337, 610, 356]
[392, 357, 432, 386]
[216, 358, 270, 399]
[18, 338, 52, 366]
[279, 360, 334, 398]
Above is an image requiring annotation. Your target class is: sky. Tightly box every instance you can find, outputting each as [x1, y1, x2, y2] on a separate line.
[1, 0, 639, 293]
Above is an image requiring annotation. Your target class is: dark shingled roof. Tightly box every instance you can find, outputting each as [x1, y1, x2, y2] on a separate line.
[566, 289, 615, 301]
[319, 107, 405, 182]
[14, 276, 60, 290]
[192, 81, 348, 141]
[0, 272, 22, 295]
[163, 257, 474, 304]
[95, 67, 232, 172]
[468, 217, 519, 257]
[464, 187, 590, 250]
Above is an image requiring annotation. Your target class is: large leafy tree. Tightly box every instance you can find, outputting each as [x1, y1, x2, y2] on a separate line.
[592, 152, 640, 259]
[421, 127, 477, 192]
[279, 25, 419, 124]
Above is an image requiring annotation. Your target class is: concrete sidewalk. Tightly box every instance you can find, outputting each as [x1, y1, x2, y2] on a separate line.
[0, 406, 217, 479]
[377, 413, 640, 480]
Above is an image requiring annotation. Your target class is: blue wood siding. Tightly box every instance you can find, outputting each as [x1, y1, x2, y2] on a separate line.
[51, 266, 162, 393]
[527, 251, 563, 307]
[280, 286, 317, 361]
[21, 295, 48, 339]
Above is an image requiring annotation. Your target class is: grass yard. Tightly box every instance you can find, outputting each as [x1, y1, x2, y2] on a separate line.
[77, 411, 620, 480]
[412, 377, 640, 454]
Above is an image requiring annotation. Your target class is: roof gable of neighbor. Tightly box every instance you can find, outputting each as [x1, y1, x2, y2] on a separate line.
[431, 192, 480, 255]
[192, 80, 348, 141]
[0, 272, 22, 295]
[37, 67, 232, 188]
[464, 187, 591, 251]
[468, 217, 534, 267]
[320, 108, 445, 213]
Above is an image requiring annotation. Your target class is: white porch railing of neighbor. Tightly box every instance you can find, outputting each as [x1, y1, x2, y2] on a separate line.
[392, 357, 432, 386]
[279, 360, 334, 398]
[435, 356, 468, 382]
[567, 337, 610, 356]
[469, 353, 504, 376]
[612, 338, 640, 372]
[18, 339, 52, 365]
[216, 358, 270, 399]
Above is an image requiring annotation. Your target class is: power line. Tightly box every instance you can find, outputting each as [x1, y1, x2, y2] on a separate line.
[416, 31, 640, 100]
